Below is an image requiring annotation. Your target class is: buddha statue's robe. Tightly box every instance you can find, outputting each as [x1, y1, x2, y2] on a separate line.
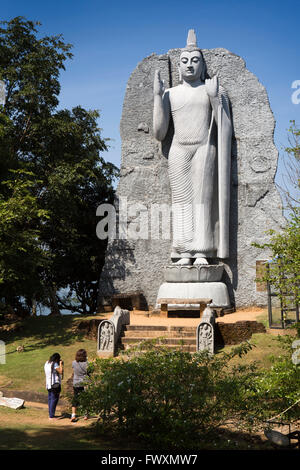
[163, 82, 232, 259]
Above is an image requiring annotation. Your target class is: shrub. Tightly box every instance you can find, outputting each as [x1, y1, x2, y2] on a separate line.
[78, 342, 263, 449]
[253, 324, 300, 422]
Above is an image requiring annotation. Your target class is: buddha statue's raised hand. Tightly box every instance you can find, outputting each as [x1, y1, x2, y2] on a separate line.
[153, 70, 165, 97]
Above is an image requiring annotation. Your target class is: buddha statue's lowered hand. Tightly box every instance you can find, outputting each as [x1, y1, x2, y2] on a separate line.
[205, 75, 219, 98]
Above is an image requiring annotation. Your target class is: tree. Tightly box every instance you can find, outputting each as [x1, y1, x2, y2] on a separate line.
[36, 107, 117, 315]
[0, 170, 49, 316]
[0, 17, 118, 316]
[277, 120, 300, 212]
[260, 210, 300, 307]
[254, 122, 300, 308]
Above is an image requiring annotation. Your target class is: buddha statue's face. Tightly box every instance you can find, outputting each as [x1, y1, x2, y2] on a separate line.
[179, 50, 203, 82]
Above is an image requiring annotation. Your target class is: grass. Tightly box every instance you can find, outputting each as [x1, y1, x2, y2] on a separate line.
[218, 308, 296, 368]
[0, 314, 98, 394]
[221, 332, 287, 369]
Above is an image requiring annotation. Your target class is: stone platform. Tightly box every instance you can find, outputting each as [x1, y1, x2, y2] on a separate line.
[156, 282, 230, 309]
[155, 264, 230, 311]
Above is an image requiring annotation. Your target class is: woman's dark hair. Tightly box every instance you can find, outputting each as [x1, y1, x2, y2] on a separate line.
[48, 353, 61, 364]
[75, 349, 87, 362]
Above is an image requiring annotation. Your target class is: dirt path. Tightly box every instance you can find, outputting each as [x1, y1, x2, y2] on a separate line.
[0, 400, 95, 427]
[0, 401, 118, 451]
[128, 307, 266, 326]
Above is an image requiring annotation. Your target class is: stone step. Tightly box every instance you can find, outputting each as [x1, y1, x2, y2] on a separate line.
[122, 342, 197, 352]
[125, 325, 168, 332]
[123, 325, 197, 339]
[125, 325, 197, 332]
[119, 323, 198, 353]
[122, 336, 196, 345]
[123, 330, 196, 338]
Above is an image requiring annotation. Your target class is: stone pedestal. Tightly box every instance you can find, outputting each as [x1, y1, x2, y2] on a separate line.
[156, 264, 230, 310]
[165, 264, 224, 283]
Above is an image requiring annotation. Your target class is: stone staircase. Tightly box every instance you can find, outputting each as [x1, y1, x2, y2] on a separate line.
[118, 318, 267, 354]
[120, 324, 198, 352]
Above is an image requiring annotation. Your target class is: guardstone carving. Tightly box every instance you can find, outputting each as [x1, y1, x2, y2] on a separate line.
[97, 306, 130, 357]
[196, 306, 216, 354]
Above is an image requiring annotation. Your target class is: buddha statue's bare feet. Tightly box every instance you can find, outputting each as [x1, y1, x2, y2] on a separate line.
[193, 257, 209, 265]
[173, 258, 192, 266]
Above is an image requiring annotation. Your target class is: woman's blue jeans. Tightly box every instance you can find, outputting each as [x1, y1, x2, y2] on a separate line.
[47, 388, 60, 418]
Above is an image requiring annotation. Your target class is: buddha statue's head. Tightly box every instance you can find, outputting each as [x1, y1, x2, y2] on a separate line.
[179, 29, 206, 82]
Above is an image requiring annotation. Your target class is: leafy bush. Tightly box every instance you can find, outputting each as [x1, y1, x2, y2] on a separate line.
[78, 342, 265, 449]
[253, 208, 300, 308]
[253, 325, 300, 422]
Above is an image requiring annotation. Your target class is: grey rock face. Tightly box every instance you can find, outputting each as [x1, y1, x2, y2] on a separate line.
[98, 47, 285, 309]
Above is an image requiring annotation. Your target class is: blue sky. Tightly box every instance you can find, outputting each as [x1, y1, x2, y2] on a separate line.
[1, 0, 299, 186]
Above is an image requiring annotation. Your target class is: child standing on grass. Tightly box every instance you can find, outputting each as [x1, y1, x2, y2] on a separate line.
[44, 352, 64, 421]
[71, 349, 89, 422]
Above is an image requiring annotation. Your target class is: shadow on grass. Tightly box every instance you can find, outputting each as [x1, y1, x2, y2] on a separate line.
[0, 423, 143, 451]
[0, 409, 271, 451]
[89, 423, 271, 451]
[0, 315, 86, 350]
[0, 425, 104, 450]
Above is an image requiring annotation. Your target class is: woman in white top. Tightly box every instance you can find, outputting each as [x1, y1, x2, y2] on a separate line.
[44, 352, 64, 421]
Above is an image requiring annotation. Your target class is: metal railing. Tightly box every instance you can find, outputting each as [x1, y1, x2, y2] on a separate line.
[267, 263, 299, 329]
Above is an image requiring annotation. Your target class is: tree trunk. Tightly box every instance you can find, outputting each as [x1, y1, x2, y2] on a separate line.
[48, 287, 61, 316]
[32, 297, 37, 316]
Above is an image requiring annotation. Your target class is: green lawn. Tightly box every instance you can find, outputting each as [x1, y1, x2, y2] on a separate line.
[0, 315, 98, 394]
[221, 332, 288, 369]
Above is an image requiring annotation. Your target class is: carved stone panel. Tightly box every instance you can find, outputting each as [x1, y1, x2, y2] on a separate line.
[197, 322, 214, 354]
[98, 320, 114, 352]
